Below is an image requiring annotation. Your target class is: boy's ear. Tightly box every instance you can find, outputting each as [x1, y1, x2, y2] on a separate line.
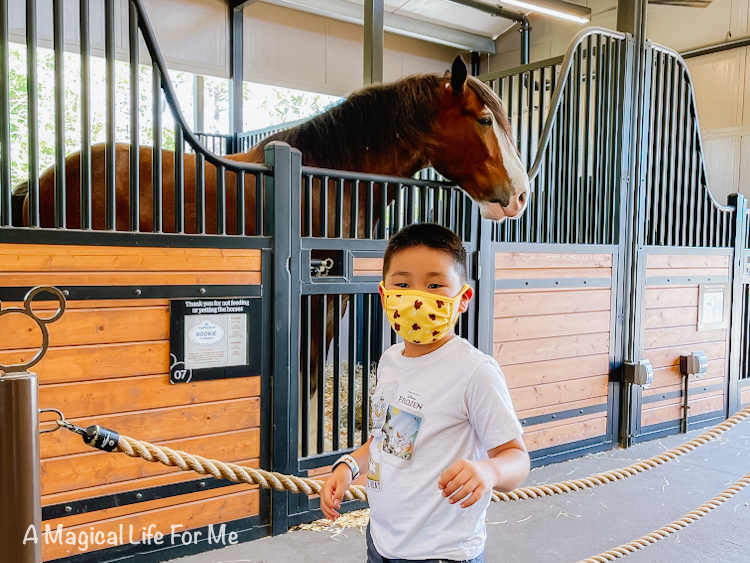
[458, 285, 473, 313]
[378, 282, 386, 307]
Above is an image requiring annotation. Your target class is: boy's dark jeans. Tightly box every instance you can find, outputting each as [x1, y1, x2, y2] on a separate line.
[366, 524, 485, 563]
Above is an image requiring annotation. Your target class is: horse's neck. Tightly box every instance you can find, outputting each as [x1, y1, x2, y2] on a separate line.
[233, 141, 430, 178]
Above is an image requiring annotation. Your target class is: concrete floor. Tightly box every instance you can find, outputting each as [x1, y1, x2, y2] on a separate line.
[167, 419, 750, 563]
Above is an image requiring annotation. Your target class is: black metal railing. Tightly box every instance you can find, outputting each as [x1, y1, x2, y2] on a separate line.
[481, 29, 628, 245]
[644, 44, 735, 248]
[1, 0, 270, 235]
[299, 166, 475, 241]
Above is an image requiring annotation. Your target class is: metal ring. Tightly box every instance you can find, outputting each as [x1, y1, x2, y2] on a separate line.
[39, 408, 65, 434]
[24, 286, 67, 324]
[0, 286, 66, 373]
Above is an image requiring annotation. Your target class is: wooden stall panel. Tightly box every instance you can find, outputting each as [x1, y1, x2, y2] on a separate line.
[494, 252, 615, 454]
[641, 252, 732, 432]
[42, 489, 259, 560]
[742, 385, 750, 406]
[0, 244, 265, 562]
[353, 257, 383, 277]
[0, 244, 262, 287]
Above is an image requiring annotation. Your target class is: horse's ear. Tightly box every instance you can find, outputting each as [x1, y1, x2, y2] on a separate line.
[450, 55, 468, 96]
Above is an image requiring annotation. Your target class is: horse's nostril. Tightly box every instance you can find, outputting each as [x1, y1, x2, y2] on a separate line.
[518, 191, 526, 204]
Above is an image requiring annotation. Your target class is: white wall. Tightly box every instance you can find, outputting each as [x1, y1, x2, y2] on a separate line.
[243, 2, 460, 97]
[488, 0, 750, 204]
[8, 0, 461, 97]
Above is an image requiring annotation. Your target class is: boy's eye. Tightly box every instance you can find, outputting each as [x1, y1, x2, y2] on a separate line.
[428, 284, 442, 289]
[395, 283, 409, 288]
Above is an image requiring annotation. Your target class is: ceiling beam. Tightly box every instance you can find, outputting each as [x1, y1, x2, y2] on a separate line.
[262, 0, 497, 54]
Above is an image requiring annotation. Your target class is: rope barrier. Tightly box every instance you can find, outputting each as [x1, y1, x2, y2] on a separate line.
[54, 403, 750, 505]
[576, 470, 750, 562]
[494, 403, 750, 501]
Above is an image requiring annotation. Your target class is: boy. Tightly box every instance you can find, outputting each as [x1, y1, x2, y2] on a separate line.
[320, 223, 529, 563]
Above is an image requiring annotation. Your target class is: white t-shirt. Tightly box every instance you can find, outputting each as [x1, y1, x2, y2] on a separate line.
[366, 336, 523, 561]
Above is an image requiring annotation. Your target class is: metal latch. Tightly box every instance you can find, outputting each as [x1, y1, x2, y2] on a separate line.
[623, 360, 654, 389]
[310, 257, 334, 277]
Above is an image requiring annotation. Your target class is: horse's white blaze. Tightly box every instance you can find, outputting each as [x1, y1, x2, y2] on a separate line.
[492, 118, 529, 207]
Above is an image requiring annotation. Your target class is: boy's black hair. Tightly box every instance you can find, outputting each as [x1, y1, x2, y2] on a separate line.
[382, 223, 467, 282]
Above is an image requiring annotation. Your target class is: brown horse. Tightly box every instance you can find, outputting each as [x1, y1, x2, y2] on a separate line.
[16, 56, 529, 453]
[18, 56, 528, 232]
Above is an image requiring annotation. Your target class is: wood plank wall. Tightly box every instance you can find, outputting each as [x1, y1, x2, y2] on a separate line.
[0, 244, 262, 561]
[494, 252, 614, 456]
[640, 254, 730, 431]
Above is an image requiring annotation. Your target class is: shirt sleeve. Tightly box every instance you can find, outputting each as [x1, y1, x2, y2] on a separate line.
[465, 360, 524, 452]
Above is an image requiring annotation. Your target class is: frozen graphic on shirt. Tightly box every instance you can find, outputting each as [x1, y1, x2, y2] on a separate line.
[381, 405, 423, 462]
[371, 382, 397, 433]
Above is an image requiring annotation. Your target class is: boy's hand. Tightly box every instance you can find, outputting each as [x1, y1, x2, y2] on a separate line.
[320, 465, 353, 521]
[438, 459, 494, 509]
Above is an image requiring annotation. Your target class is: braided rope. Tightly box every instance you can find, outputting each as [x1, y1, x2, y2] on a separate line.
[116, 435, 368, 501]
[577, 470, 750, 562]
[108, 404, 750, 505]
[494, 404, 750, 502]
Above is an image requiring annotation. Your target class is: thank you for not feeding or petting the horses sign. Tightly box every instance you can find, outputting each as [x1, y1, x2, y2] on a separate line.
[169, 298, 261, 383]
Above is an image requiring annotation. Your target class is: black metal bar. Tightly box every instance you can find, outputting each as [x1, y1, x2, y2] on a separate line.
[675, 65, 687, 247]
[195, 153, 205, 234]
[665, 58, 677, 247]
[255, 172, 264, 236]
[332, 295, 341, 451]
[129, 1, 140, 232]
[53, 0, 66, 228]
[583, 35, 593, 244]
[235, 171, 245, 235]
[646, 50, 661, 246]
[593, 35, 605, 245]
[379, 182, 387, 238]
[26, 0, 40, 227]
[351, 180, 359, 238]
[360, 294, 371, 444]
[366, 180, 374, 238]
[0, 0, 10, 226]
[152, 66, 163, 233]
[317, 294, 326, 454]
[336, 178, 344, 237]
[216, 165, 226, 235]
[79, 0, 92, 229]
[301, 294, 310, 458]
[105, 0, 116, 230]
[174, 125, 185, 233]
[347, 294, 357, 448]
[304, 174, 313, 237]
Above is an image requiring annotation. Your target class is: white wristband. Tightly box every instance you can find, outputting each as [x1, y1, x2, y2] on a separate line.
[332, 454, 360, 480]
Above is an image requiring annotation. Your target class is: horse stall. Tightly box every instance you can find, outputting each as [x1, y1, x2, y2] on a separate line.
[1, 0, 750, 562]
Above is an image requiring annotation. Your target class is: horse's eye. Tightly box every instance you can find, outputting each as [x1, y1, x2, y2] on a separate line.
[478, 116, 492, 126]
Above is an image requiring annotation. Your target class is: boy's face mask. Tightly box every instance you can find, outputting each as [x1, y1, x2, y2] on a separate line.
[379, 282, 471, 344]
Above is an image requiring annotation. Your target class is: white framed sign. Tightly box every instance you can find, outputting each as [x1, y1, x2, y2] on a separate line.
[697, 283, 730, 331]
[170, 297, 261, 383]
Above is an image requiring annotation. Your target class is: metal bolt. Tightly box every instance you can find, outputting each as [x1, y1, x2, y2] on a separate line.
[199, 288, 206, 295]
[64, 505, 72, 513]
[62, 289, 70, 297]
[134, 289, 142, 296]
[199, 481, 206, 488]
[135, 493, 143, 500]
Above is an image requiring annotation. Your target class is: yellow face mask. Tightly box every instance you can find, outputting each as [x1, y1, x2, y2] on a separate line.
[379, 282, 471, 345]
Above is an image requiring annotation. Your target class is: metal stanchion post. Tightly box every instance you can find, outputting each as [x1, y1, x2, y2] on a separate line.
[0, 370, 42, 563]
[0, 286, 66, 563]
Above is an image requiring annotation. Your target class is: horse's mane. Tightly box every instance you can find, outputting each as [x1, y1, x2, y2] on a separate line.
[258, 73, 513, 169]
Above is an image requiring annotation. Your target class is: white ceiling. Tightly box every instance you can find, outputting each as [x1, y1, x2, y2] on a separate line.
[262, 0, 522, 53]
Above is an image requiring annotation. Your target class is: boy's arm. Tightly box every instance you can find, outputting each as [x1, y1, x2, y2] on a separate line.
[320, 437, 372, 521]
[438, 436, 529, 508]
